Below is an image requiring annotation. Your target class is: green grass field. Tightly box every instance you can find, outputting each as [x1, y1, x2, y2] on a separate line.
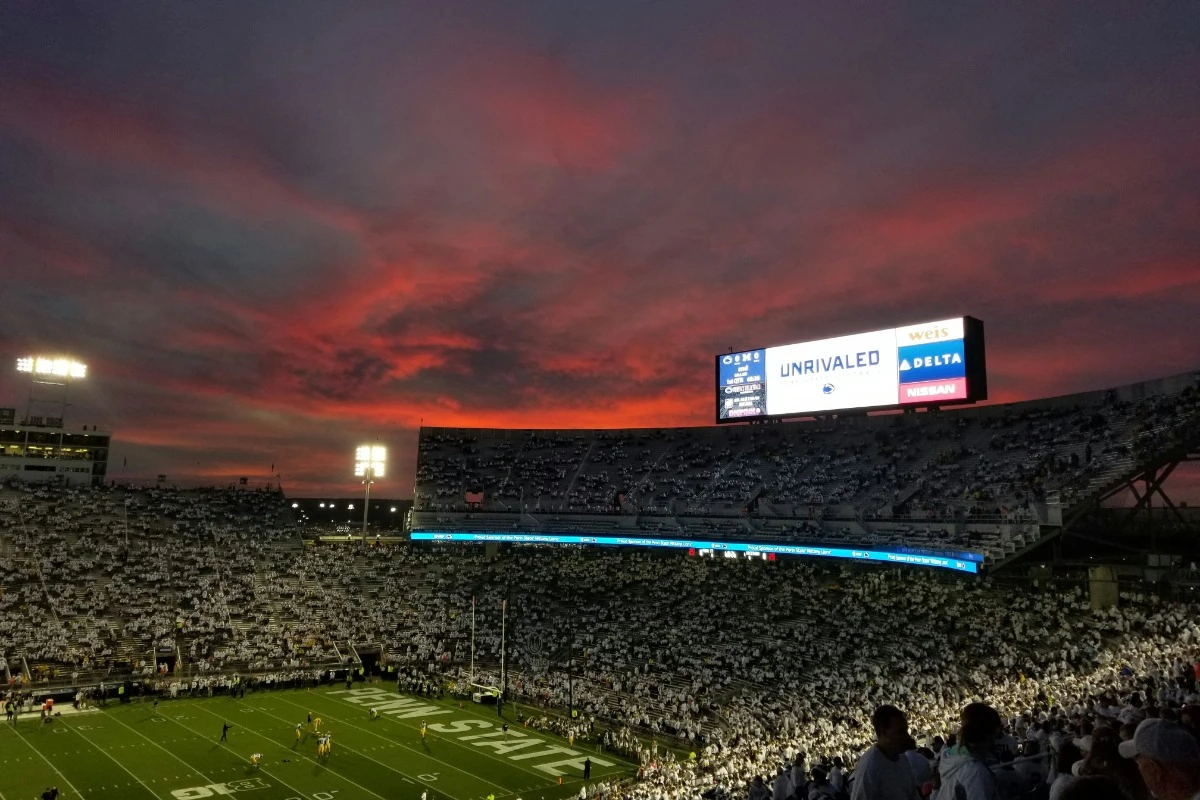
[0, 685, 635, 800]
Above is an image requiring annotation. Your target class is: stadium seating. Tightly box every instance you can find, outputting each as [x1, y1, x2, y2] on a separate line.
[413, 370, 1200, 564]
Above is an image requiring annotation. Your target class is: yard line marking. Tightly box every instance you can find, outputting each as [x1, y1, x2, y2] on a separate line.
[7, 724, 89, 799]
[83, 711, 216, 784]
[56, 719, 161, 798]
[243, 696, 468, 793]
[185, 702, 389, 800]
[268, 692, 518, 789]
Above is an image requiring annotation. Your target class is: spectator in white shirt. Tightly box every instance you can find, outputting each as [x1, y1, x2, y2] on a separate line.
[851, 705, 921, 800]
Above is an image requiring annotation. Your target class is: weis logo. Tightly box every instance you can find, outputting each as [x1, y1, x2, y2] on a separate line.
[906, 325, 951, 342]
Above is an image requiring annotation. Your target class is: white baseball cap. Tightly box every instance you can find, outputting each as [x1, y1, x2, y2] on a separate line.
[1118, 718, 1200, 765]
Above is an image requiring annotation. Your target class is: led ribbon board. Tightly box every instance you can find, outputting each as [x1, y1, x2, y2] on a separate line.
[410, 531, 981, 573]
[716, 316, 986, 422]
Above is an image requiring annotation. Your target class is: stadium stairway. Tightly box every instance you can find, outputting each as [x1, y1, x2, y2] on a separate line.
[989, 415, 1198, 571]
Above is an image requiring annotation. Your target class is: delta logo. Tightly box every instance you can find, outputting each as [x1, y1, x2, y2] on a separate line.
[897, 340, 967, 383]
[898, 353, 962, 371]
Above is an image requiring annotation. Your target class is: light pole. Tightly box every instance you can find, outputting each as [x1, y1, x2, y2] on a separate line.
[354, 445, 386, 542]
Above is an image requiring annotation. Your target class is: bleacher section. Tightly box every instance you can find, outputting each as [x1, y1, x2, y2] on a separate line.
[0, 487, 328, 682]
[413, 370, 1200, 565]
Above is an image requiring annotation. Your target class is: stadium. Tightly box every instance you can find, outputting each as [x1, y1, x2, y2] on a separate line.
[4, 5, 1200, 800]
[2, 313, 1199, 800]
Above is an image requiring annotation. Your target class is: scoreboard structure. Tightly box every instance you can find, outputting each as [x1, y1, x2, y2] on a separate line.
[716, 316, 987, 423]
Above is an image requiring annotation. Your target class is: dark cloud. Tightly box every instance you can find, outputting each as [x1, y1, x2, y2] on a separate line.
[0, 1, 1198, 495]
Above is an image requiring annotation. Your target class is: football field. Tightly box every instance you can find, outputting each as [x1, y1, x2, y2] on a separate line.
[0, 685, 635, 800]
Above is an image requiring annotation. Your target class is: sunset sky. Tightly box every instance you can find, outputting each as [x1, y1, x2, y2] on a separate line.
[2, 2, 1198, 496]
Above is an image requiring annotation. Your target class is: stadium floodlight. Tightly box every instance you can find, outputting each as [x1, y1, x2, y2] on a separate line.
[354, 444, 386, 540]
[17, 355, 89, 428]
[17, 356, 87, 379]
[354, 445, 386, 478]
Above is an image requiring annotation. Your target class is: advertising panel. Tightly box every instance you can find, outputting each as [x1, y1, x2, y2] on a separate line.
[765, 328, 898, 416]
[716, 316, 985, 422]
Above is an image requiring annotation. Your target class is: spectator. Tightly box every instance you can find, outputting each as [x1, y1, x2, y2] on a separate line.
[935, 703, 1003, 800]
[1048, 741, 1083, 800]
[1078, 726, 1149, 800]
[1118, 719, 1200, 800]
[851, 705, 920, 800]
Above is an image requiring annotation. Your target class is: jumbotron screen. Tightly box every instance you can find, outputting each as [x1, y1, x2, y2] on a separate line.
[716, 316, 987, 422]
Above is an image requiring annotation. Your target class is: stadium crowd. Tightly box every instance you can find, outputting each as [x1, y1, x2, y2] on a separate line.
[3, 481, 1199, 799]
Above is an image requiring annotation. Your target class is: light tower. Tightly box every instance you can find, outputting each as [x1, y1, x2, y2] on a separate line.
[16, 355, 87, 426]
[354, 444, 386, 541]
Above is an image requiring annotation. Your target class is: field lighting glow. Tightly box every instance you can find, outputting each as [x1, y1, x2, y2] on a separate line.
[16, 356, 87, 379]
[355, 445, 386, 477]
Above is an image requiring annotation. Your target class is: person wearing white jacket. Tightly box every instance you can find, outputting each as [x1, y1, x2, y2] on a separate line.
[934, 703, 1003, 800]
